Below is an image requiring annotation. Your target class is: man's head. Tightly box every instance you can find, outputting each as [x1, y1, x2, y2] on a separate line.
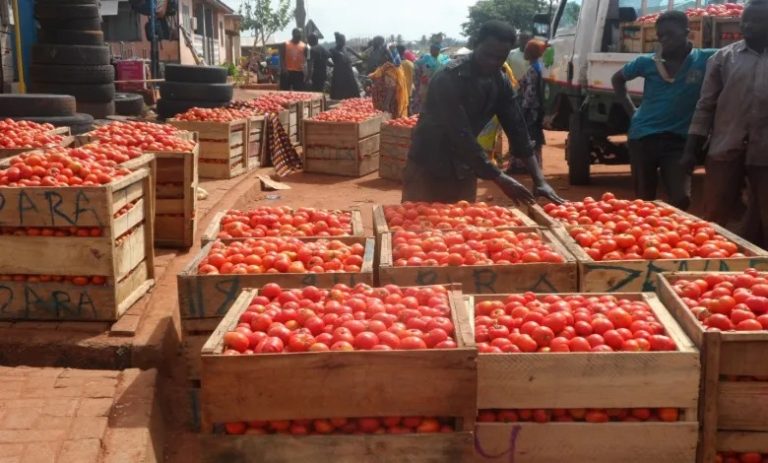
[472, 20, 517, 76]
[396, 44, 406, 58]
[373, 36, 385, 49]
[742, 0, 768, 48]
[308, 33, 319, 46]
[656, 11, 689, 55]
[524, 39, 546, 62]
[334, 32, 346, 47]
[429, 43, 441, 58]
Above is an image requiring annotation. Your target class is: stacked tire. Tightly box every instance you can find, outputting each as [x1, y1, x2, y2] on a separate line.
[28, 0, 116, 119]
[0, 94, 94, 134]
[156, 64, 232, 119]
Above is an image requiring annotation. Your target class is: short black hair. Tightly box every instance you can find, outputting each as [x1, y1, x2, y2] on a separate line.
[396, 44, 406, 55]
[656, 10, 689, 30]
[292, 28, 302, 36]
[474, 20, 517, 47]
[308, 33, 318, 45]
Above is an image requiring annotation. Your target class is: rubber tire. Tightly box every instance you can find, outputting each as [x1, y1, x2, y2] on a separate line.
[0, 94, 76, 117]
[32, 44, 110, 66]
[156, 98, 228, 119]
[77, 101, 116, 119]
[36, 0, 98, 4]
[38, 17, 102, 31]
[29, 64, 114, 84]
[159, 82, 233, 102]
[10, 113, 94, 132]
[28, 82, 115, 103]
[38, 29, 104, 46]
[114, 93, 145, 116]
[566, 113, 592, 186]
[164, 64, 228, 84]
[35, 4, 100, 20]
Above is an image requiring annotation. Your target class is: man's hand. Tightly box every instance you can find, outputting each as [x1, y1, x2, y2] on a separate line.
[534, 182, 566, 205]
[681, 134, 707, 173]
[494, 174, 535, 206]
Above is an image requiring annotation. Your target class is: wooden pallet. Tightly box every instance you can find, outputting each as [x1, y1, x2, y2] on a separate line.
[658, 272, 768, 462]
[537, 201, 768, 292]
[199, 287, 476, 430]
[0, 126, 75, 159]
[377, 228, 577, 293]
[200, 208, 366, 246]
[0, 168, 155, 320]
[471, 291, 700, 463]
[169, 119, 249, 179]
[151, 146, 199, 248]
[177, 236, 375, 319]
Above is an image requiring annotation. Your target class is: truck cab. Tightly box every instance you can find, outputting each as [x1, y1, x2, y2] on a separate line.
[540, 0, 740, 184]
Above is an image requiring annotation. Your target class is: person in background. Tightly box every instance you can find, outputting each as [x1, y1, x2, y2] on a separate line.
[612, 10, 715, 210]
[402, 21, 563, 205]
[683, 0, 768, 247]
[281, 28, 308, 91]
[329, 32, 361, 100]
[507, 33, 530, 81]
[411, 43, 448, 114]
[369, 47, 409, 118]
[477, 62, 519, 167]
[365, 36, 389, 73]
[517, 39, 547, 168]
[306, 33, 331, 92]
[402, 48, 417, 62]
[396, 44, 415, 107]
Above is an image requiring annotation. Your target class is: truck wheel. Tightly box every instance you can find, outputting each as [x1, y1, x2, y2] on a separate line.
[566, 113, 592, 185]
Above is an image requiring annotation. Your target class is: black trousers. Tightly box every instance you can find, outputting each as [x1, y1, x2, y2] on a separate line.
[628, 133, 691, 210]
[280, 71, 305, 91]
[401, 160, 477, 203]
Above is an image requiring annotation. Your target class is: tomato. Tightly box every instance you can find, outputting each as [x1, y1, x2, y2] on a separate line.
[223, 332, 249, 353]
[353, 331, 379, 350]
[400, 336, 428, 350]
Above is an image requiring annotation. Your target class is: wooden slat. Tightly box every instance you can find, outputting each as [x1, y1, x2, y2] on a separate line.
[303, 153, 380, 178]
[0, 235, 113, 275]
[716, 430, 768, 453]
[717, 381, 768, 431]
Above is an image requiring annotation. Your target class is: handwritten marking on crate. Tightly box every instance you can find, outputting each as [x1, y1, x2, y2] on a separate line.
[0, 283, 99, 319]
[0, 189, 102, 226]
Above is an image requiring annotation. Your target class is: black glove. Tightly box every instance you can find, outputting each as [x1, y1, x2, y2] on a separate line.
[494, 174, 535, 206]
[534, 182, 566, 205]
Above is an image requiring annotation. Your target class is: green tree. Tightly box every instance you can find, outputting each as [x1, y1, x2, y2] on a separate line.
[239, 0, 293, 52]
[462, 0, 546, 40]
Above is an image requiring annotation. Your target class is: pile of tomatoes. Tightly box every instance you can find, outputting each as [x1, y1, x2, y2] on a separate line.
[216, 207, 353, 239]
[71, 144, 144, 166]
[392, 229, 564, 267]
[385, 201, 527, 231]
[222, 283, 458, 354]
[0, 149, 131, 187]
[174, 107, 253, 122]
[544, 193, 742, 261]
[478, 407, 680, 423]
[88, 121, 196, 152]
[224, 416, 454, 435]
[717, 452, 768, 463]
[385, 114, 419, 128]
[228, 98, 285, 115]
[312, 98, 378, 123]
[198, 238, 365, 275]
[474, 293, 678, 353]
[636, 3, 742, 23]
[672, 269, 768, 332]
[0, 118, 64, 150]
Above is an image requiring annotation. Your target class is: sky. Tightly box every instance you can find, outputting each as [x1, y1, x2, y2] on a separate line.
[224, 0, 478, 42]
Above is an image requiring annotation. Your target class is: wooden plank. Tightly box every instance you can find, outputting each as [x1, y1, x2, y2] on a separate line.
[0, 279, 119, 320]
[199, 141, 244, 159]
[304, 134, 380, 161]
[378, 156, 405, 182]
[113, 224, 147, 280]
[304, 152, 380, 178]
[115, 263, 153, 318]
[201, 432, 473, 463]
[0, 235, 113, 275]
[475, 422, 698, 463]
[717, 381, 768, 431]
[717, 431, 768, 453]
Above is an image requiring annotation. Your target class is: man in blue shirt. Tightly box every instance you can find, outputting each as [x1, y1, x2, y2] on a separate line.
[612, 10, 715, 210]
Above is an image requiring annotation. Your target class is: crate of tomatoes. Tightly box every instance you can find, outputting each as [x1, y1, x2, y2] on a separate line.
[538, 193, 768, 292]
[657, 269, 768, 463]
[470, 291, 700, 463]
[0, 119, 74, 159]
[379, 115, 418, 182]
[0, 148, 155, 320]
[197, 283, 476, 463]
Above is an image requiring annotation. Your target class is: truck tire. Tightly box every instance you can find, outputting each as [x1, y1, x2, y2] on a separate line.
[29, 64, 115, 84]
[0, 94, 76, 117]
[566, 113, 592, 186]
[114, 93, 145, 116]
[28, 82, 115, 103]
[77, 101, 116, 119]
[164, 64, 228, 84]
[35, 4, 100, 20]
[10, 113, 94, 133]
[38, 17, 102, 31]
[32, 44, 110, 66]
[159, 82, 233, 102]
[36, 0, 99, 4]
[39, 29, 104, 46]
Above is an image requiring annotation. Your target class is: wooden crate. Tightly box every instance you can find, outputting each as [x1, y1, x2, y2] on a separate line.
[151, 146, 199, 248]
[378, 156, 406, 182]
[472, 291, 700, 463]
[177, 236, 375, 319]
[199, 286, 476, 430]
[536, 201, 768, 292]
[0, 168, 155, 320]
[378, 228, 577, 293]
[711, 17, 742, 48]
[303, 114, 384, 148]
[182, 310, 235, 382]
[288, 103, 299, 145]
[657, 272, 768, 462]
[200, 208, 366, 246]
[246, 116, 265, 171]
[0, 126, 75, 159]
[378, 123, 412, 182]
[169, 119, 249, 179]
[304, 135, 380, 177]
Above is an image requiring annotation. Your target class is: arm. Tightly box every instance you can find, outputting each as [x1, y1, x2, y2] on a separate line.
[682, 52, 724, 171]
[612, 69, 636, 116]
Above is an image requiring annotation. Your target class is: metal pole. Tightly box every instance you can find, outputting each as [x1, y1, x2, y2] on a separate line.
[149, 0, 159, 77]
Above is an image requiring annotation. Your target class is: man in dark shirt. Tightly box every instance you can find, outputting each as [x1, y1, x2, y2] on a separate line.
[307, 33, 331, 92]
[402, 21, 563, 205]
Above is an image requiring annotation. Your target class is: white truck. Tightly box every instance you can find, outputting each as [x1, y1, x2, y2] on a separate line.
[536, 0, 736, 184]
